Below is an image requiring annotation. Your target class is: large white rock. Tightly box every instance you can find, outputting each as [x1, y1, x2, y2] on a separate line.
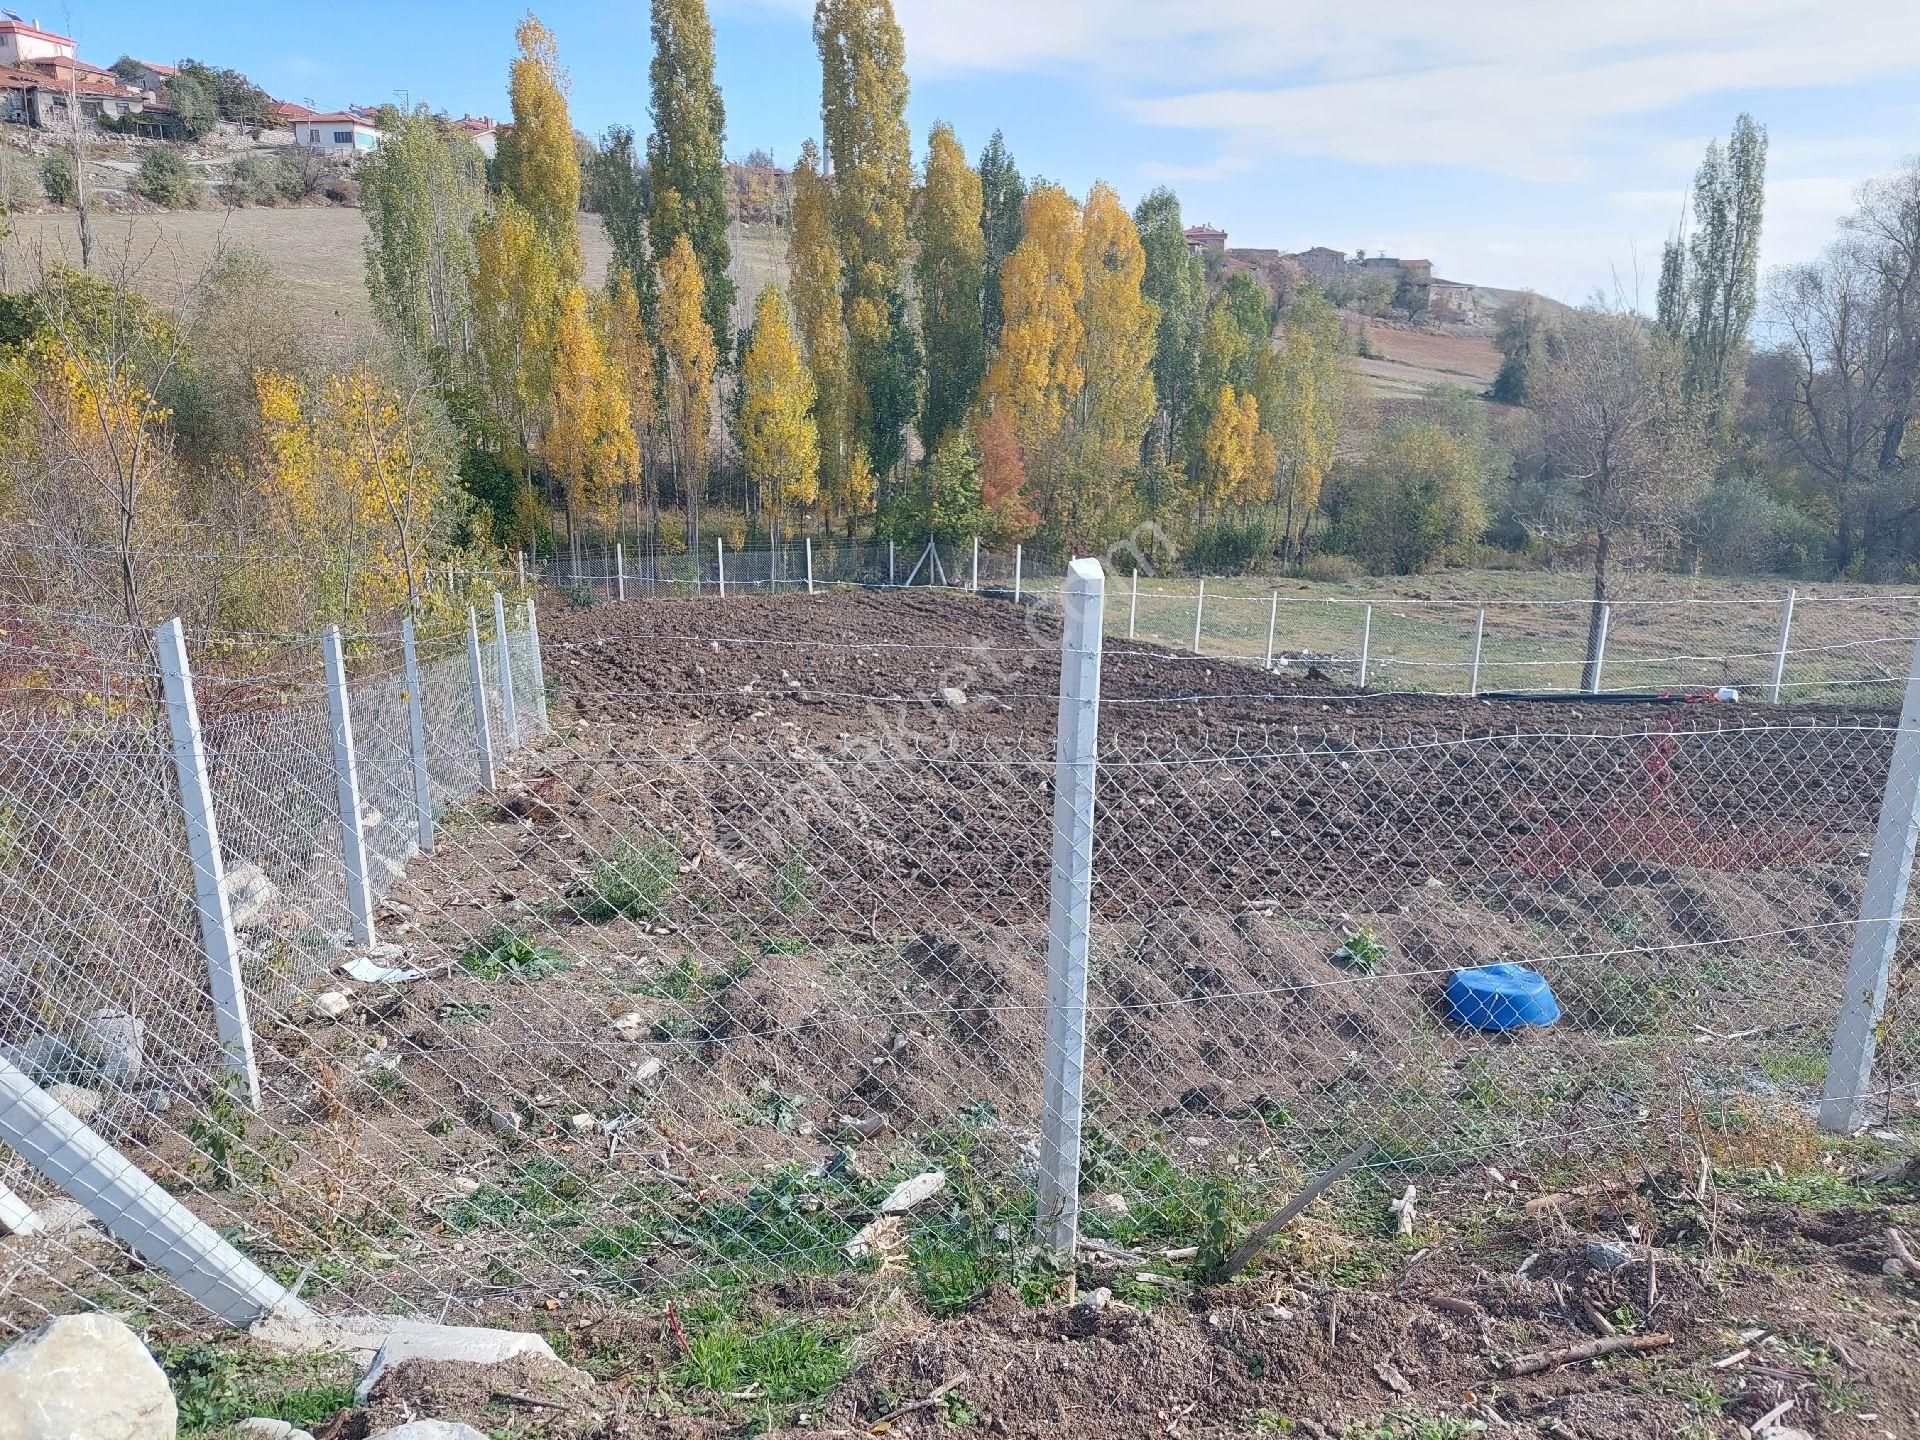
[0, 1313, 177, 1440]
[76, 1009, 144, 1083]
[367, 1425, 489, 1440]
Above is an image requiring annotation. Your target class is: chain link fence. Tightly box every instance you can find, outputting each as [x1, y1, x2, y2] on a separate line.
[0, 568, 1916, 1350]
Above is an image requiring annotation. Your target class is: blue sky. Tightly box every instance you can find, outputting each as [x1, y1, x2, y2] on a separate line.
[48, 0, 1920, 301]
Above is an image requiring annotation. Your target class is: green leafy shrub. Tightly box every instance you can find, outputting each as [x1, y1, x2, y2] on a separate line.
[132, 148, 205, 209]
[223, 154, 305, 206]
[40, 154, 75, 206]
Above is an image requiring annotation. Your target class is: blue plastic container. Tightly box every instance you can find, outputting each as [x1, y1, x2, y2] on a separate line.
[1446, 962, 1561, 1031]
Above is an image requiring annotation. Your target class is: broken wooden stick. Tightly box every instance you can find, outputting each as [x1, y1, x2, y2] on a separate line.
[1212, 1144, 1371, 1282]
[1503, 1332, 1672, 1376]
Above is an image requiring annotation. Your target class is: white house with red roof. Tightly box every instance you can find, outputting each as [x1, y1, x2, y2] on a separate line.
[0, 15, 74, 68]
[292, 110, 382, 153]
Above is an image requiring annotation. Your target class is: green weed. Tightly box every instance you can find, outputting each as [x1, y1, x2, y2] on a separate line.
[456, 929, 567, 981]
[186, 1074, 262, 1190]
[1716, 1166, 1862, 1210]
[1331, 927, 1386, 975]
[578, 837, 680, 922]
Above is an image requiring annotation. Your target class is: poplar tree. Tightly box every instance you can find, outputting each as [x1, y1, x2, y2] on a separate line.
[591, 126, 656, 330]
[658, 234, 717, 553]
[494, 15, 582, 280]
[1133, 186, 1205, 462]
[648, 0, 734, 351]
[1074, 182, 1158, 480]
[980, 184, 1084, 519]
[787, 141, 855, 525]
[977, 131, 1026, 345]
[1654, 113, 1767, 427]
[598, 269, 659, 534]
[360, 108, 486, 367]
[738, 287, 821, 549]
[814, 0, 918, 480]
[914, 122, 986, 452]
[545, 285, 637, 551]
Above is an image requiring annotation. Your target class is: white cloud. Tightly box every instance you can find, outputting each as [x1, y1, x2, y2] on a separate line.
[745, 0, 1920, 181]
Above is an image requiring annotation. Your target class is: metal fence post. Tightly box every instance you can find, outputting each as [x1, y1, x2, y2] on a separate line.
[1357, 605, 1373, 688]
[971, 536, 980, 593]
[466, 604, 496, 792]
[525, 595, 549, 733]
[401, 616, 433, 855]
[1821, 616, 1920, 1131]
[717, 537, 727, 598]
[322, 627, 375, 947]
[1014, 543, 1023, 604]
[155, 618, 260, 1108]
[1036, 556, 1106, 1255]
[616, 543, 626, 602]
[805, 536, 816, 596]
[1192, 578, 1206, 654]
[1588, 603, 1611, 694]
[1469, 608, 1486, 697]
[0, 1054, 304, 1326]
[492, 591, 520, 752]
[1264, 593, 1278, 671]
[1770, 588, 1796, 703]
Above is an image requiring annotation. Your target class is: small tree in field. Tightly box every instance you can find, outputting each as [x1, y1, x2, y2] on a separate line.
[1537, 309, 1712, 687]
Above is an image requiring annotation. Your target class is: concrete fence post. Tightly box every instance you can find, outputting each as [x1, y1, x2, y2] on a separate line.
[1192, 578, 1206, 655]
[1469, 608, 1486, 697]
[322, 627, 375, 947]
[492, 591, 520, 752]
[1264, 593, 1278, 671]
[888, 539, 896, 587]
[805, 536, 816, 596]
[717, 537, 727, 598]
[466, 604, 496, 792]
[1357, 605, 1373, 688]
[1821, 614, 1920, 1131]
[1014, 544, 1023, 605]
[525, 595, 549, 733]
[971, 536, 980, 593]
[154, 618, 260, 1108]
[1129, 570, 1139, 640]
[1770, 588, 1797, 703]
[616, 543, 626, 602]
[515, 551, 525, 590]
[1588, 603, 1612, 694]
[400, 616, 433, 855]
[0, 1054, 305, 1327]
[1036, 556, 1106, 1255]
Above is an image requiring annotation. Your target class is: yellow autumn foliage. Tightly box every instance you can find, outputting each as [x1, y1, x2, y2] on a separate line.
[739, 286, 820, 529]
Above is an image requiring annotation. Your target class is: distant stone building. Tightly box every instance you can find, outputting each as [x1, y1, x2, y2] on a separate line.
[1289, 246, 1349, 284]
[1184, 223, 1227, 254]
[1428, 279, 1476, 320]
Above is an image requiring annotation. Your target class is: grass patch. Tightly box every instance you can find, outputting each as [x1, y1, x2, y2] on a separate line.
[1716, 1166, 1865, 1210]
[158, 1341, 355, 1438]
[443, 1158, 588, 1231]
[674, 1299, 853, 1407]
[578, 837, 680, 922]
[457, 928, 568, 981]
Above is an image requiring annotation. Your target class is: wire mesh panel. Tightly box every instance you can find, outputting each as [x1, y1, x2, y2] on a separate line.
[0, 585, 1915, 1361]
